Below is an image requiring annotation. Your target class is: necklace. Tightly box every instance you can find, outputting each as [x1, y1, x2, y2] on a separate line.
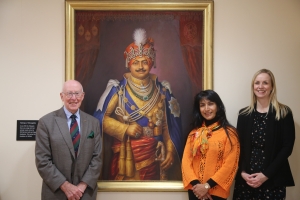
[128, 75, 151, 92]
[127, 76, 155, 101]
[115, 84, 161, 123]
[128, 76, 151, 92]
[254, 108, 268, 119]
[127, 81, 155, 101]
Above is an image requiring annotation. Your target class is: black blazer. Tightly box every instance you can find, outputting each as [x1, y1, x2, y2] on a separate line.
[235, 105, 295, 187]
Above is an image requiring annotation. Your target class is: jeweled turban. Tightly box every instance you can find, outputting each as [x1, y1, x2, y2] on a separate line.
[124, 28, 156, 68]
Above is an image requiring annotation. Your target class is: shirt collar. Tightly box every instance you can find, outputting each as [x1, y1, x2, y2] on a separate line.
[63, 106, 80, 119]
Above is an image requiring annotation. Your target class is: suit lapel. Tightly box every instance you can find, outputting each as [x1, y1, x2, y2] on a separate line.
[55, 107, 75, 158]
[77, 110, 88, 157]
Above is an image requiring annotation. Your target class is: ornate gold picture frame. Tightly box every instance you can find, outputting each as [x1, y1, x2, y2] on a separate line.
[65, 0, 213, 192]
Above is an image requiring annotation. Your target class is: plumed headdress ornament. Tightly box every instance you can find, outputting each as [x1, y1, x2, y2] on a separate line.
[124, 28, 156, 68]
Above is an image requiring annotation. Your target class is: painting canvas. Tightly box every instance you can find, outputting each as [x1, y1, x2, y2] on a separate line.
[65, 0, 213, 191]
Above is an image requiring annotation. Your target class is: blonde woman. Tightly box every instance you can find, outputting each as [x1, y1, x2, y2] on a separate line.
[233, 69, 295, 200]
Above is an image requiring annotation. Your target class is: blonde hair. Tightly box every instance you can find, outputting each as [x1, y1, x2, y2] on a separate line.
[241, 69, 289, 120]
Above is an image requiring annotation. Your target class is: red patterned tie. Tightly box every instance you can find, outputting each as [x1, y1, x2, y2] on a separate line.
[70, 114, 80, 157]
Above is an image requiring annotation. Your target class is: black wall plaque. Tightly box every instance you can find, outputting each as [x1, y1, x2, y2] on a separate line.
[17, 120, 38, 141]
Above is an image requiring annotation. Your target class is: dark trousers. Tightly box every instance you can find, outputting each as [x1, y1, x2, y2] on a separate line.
[188, 190, 226, 200]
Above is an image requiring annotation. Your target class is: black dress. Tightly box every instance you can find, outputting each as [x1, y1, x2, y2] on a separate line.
[233, 111, 285, 200]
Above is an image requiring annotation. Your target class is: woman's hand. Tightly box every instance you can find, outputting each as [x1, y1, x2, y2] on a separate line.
[200, 193, 213, 200]
[192, 184, 212, 200]
[246, 172, 268, 188]
[241, 171, 268, 188]
[241, 171, 252, 182]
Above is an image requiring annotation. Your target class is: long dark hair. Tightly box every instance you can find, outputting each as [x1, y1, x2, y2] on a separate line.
[190, 90, 238, 146]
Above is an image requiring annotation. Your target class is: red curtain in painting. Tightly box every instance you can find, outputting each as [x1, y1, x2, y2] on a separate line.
[179, 14, 203, 91]
[75, 11, 101, 87]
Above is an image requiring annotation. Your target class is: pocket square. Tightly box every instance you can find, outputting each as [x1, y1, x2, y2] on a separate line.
[87, 131, 94, 139]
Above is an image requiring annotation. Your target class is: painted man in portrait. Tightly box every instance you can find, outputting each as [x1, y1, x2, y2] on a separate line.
[94, 28, 183, 181]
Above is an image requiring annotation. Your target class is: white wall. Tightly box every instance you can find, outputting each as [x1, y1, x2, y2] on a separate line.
[0, 0, 299, 199]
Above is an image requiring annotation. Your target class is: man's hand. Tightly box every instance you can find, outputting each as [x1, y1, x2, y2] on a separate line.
[60, 181, 83, 200]
[160, 152, 174, 170]
[126, 124, 143, 138]
[77, 182, 87, 193]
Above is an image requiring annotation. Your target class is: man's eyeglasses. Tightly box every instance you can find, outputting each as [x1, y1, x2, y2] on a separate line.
[63, 92, 84, 99]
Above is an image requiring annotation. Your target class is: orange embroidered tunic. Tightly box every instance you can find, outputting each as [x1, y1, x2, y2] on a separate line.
[182, 126, 240, 198]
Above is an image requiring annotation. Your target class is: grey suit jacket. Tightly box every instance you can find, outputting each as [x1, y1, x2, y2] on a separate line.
[35, 107, 102, 200]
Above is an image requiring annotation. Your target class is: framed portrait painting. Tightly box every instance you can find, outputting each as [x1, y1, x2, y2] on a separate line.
[65, 0, 213, 192]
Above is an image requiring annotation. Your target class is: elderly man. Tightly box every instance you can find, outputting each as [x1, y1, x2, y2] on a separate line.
[35, 80, 102, 200]
[94, 28, 183, 181]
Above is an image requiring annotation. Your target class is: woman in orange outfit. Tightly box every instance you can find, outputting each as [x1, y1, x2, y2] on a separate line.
[182, 90, 240, 200]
